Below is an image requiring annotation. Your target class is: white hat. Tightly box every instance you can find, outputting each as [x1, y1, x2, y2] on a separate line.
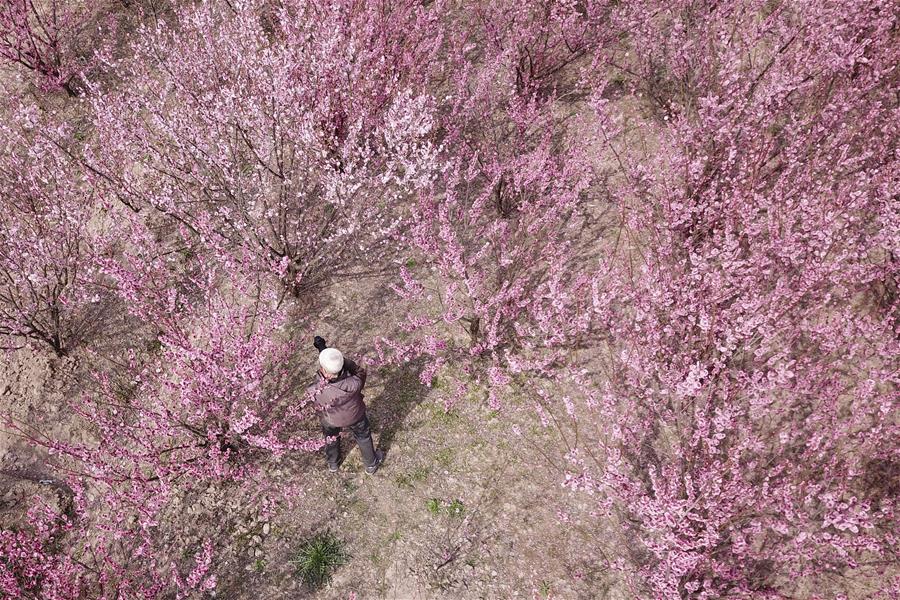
[319, 347, 344, 374]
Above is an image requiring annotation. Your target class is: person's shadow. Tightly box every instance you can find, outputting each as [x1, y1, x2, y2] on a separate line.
[365, 359, 430, 459]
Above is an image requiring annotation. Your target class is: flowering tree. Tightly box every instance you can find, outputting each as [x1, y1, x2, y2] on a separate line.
[561, 0, 900, 596]
[445, 0, 599, 102]
[0, 496, 219, 599]
[0, 105, 107, 357]
[385, 0, 606, 408]
[88, 0, 442, 296]
[10, 256, 319, 505]
[0, 0, 94, 95]
[387, 0, 900, 595]
[4, 255, 316, 594]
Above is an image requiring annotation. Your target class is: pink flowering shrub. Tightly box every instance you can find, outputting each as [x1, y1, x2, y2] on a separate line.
[390, 0, 601, 407]
[172, 539, 217, 600]
[0, 501, 85, 599]
[0, 0, 95, 95]
[459, 0, 604, 101]
[88, 0, 441, 295]
[1, 500, 222, 599]
[4, 264, 316, 594]
[389, 0, 898, 595]
[571, 0, 900, 596]
[0, 105, 107, 356]
[0, 498, 186, 599]
[59, 267, 316, 499]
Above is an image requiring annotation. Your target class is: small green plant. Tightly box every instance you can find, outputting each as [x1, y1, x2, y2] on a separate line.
[426, 498, 466, 518]
[394, 465, 430, 489]
[291, 531, 347, 589]
[253, 558, 267, 573]
[388, 529, 402, 542]
[446, 499, 465, 518]
[428, 403, 459, 425]
[343, 478, 359, 495]
[538, 580, 552, 597]
[434, 448, 453, 468]
[426, 498, 442, 515]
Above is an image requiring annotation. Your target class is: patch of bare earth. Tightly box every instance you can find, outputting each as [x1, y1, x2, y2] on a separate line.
[219, 366, 624, 599]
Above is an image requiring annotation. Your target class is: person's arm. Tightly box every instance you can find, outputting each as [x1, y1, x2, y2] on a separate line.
[306, 378, 328, 411]
[343, 358, 367, 388]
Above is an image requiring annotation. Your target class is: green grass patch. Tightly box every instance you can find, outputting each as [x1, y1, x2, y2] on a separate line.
[434, 448, 453, 468]
[291, 531, 347, 589]
[425, 498, 466, 518]
[426, 402, 460, 425]
[394, 465, 430, 489]
[426, 498, 442, 515]
[446, 499, 465, 518]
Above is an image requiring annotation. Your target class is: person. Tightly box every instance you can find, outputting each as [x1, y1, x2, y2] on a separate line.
[307, 337, 384, 474]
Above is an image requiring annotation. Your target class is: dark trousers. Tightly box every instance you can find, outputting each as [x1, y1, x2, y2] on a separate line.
[322, 414, 377, 467]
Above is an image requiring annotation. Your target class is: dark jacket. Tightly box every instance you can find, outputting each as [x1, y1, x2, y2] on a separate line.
[306, 358, 367, 427]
